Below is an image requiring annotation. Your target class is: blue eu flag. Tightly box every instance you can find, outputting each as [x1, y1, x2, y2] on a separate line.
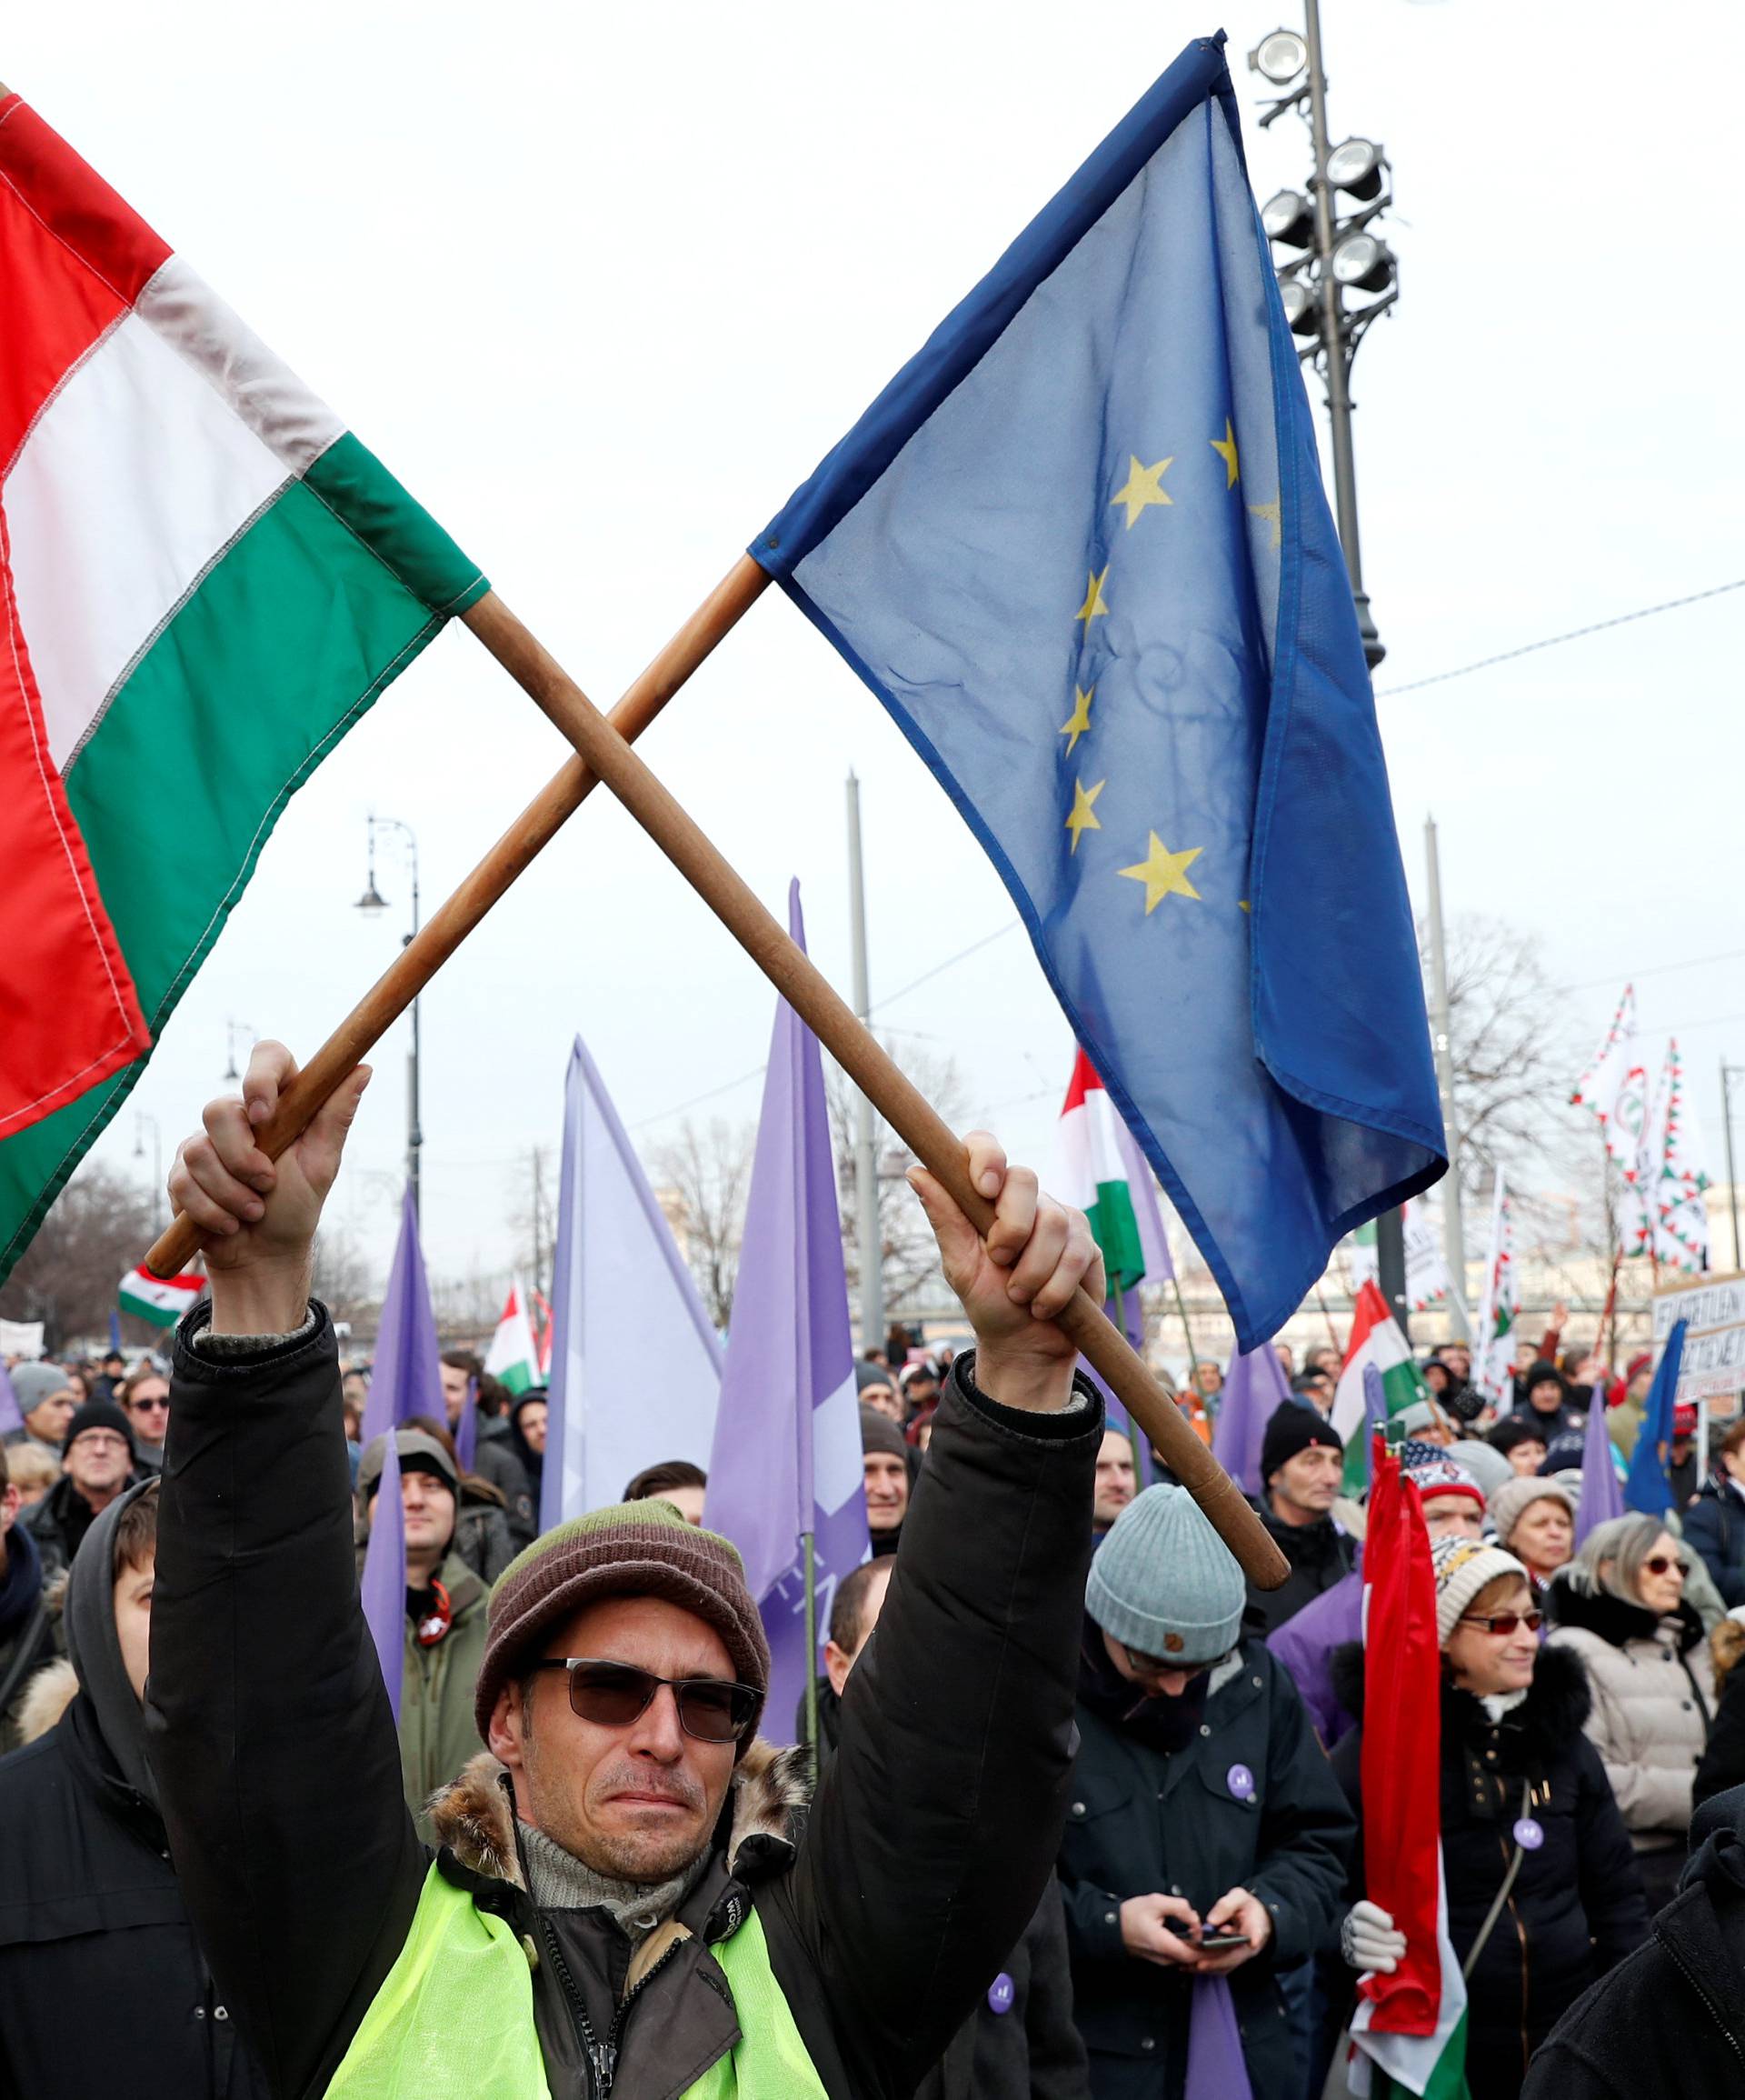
[752, 35, 1444, 1346]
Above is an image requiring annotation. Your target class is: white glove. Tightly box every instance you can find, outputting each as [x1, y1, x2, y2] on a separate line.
[1341, 1899, 1408, 1975]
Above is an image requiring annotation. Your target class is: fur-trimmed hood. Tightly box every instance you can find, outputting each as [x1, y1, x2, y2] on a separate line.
[1331, 1636, 1594, 1763]
[1546, 1570, 1705, 1657]
[424, 1736, 813, 1894]
[15, 1655, 77, 1745]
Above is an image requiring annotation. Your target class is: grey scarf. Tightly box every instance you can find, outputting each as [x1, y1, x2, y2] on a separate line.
[519, 1822, 710, 1943]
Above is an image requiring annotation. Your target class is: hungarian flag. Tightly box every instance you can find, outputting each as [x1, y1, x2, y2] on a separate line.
[118, 1263, 204, 1328]
[484, 1279, 541, 1395]
[1331, 1281, 1426, 1494]
[1057, 1050, 1146, 1294]
[0, 95, 485, 1284]
[1350, 1444, 1470, 2099]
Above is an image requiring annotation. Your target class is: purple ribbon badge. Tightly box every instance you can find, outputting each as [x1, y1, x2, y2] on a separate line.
[987, 1972, 1015, 2015]
[1227, 1763, 1256, 1802]
[1513, 1816, 1544, 1851]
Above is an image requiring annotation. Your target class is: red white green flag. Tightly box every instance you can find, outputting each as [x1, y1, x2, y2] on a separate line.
[117, 1262, 204, 1328]
[1331, 1282, 1426, 1494]
[1057, 1049, 1146, 1294]
[1471, 1176, 1518, 1407]
[0, 95, 485, 1284]
[484, 1278, 541, 1395]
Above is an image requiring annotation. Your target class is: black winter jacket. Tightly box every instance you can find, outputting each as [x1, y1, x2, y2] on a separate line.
[1242, 1500, 1358, 1638]
[148, 1308, 1102, 2100]
[1060, 1637, 1354, 2099]
[1683, 1482, 1745, 1608]
[21, 1471, 125, 1582]
[1330, 1644, 1649, 2100]
[0, 1692, 270, 2100]
[1522, 1788, 1745, 2097]
[0, 1522, 55, 1754]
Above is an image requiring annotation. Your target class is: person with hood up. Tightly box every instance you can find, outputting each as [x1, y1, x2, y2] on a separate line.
[1521, 1780, 1745, 2096]
[1545, 1513, 1715, 1911]
[1244, 1403, 1356, 1637]
[1330, 1535, 1648, 2100]
[147, 1042, 1112, 2100]
[1060, 1483, 1354, 2097]
[0, 1478, 270, 2097]
[2, 1361, 78, 1456]
[861, 1400, 912, 1556]
[355, 1427, 493, 1830]
[0, 1441, 56, 1753]
[504, 1385, 548, 1519]
[1513, 1362, 1584, 1439]
[1489, 1475, 1575, 1598]
[1685, 1415, 1745, 1605]
[23, 1398, 141, 1579]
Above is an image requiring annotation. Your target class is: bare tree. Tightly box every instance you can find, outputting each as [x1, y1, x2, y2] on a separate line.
[645, 1118, 755, 1329]
[0, 1163, 156, 1354]
[504, 1144, 558, 1306]
[825, 1040, 970, 1316]
[311, 1224, 379, 1333]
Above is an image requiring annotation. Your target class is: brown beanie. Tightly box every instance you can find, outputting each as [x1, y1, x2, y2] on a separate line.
[860, 1403, 908, 1461]
[474, 1499, 772, 1749]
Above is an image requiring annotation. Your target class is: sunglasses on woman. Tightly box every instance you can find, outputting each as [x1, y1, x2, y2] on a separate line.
[1459, 1610, 1542, 1636]
[1642, 1555, 1687, 1577]
[527, 1658, 758, 1743]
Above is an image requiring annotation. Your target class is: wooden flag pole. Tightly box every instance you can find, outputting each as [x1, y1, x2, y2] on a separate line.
[141, 556, 771, 1281]
[459, 592, 1288, 1588]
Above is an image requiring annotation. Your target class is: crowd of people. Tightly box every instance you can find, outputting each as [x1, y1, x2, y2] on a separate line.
[2, 1061, 1743, 2097]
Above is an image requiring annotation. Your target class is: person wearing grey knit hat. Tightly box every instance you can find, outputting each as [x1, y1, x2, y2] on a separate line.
[1490, 1474, 1575, 1591]
[1064, 1485, 1356, 2098]
[5, 1362, 79, 1456]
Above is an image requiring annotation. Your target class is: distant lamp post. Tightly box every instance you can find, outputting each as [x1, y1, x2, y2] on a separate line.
[134, 1110, 164, 1235]
[1722, 1059, 1744, 1272]
[223, 1020, 256, 1085]
[357, 814, 423, 1222]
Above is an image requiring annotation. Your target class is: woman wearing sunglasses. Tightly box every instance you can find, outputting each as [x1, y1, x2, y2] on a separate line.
[1545, 1514, 1716, 1912]
[1331, 1536, 1648, 2099]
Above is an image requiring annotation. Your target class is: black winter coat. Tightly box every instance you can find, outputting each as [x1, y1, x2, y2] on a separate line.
[1522, 1790, 1745, 2097]
[20, 1472, 121, 1582]
[1059, 1639, 1354, 2099]
[1242, 1502, 1358, 1637]
[0, 1692, 270, 2100]
[148, 1311, 1102, 2100]
[1330, 1644, 1649, 2100]
[1682, 1482, 1745, 1608]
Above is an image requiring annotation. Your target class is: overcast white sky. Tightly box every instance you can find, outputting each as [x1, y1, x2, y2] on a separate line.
[20, 0, 1742, 1295]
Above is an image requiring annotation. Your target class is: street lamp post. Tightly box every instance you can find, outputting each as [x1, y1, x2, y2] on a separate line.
[1722, 1059, 1744, 1273]
[357, 815, 423, 1221]
[133, 1110, 164, 1235]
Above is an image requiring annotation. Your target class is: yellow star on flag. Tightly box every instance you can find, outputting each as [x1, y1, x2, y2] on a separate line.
[1064, 777, 1105, 854]
[1109, 454, 1173, 529]
[1075, 567, 1110, 625]
[1118, 833, 1203, 913]
[1059, 685, 1095, 754]
[1248, 497, 1281, 550]
[1210, 418, 1240, 488]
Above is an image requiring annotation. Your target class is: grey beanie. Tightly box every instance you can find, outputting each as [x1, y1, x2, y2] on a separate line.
[357, 1428, 458, 1502]
[1085, 1484, 1246, 1666]
[12, 1362, 73, 1415]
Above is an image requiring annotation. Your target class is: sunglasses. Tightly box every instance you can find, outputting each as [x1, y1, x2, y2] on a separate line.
[1120, 1640, 1199, 1678]
[1460, 1610, 1542, 1636]
[1643, 1555, 1688, 1577]
[528, 1659, 758, 1744]
[129, 1396, 170, 1415]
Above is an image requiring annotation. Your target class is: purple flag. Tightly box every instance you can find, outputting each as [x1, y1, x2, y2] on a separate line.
[705, 882, 868, 1743]
[1268, 1561, 1364, 1745]
[359, 1431, 405, 1720]
[1212, 1342, 1293, 1496]
[1185, 1975, 1254, 2100]
[454, 1374, 479, 1475]
[361, 1188, 443, 1445]
[1573, 1377, 1626, 1547]
[0, 1360, 22, 1437]
[1362, 1360, 1388, 1444]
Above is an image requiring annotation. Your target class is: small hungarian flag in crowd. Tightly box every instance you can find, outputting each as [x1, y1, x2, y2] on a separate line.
[1057, 1050, 1147, 1295]
[118, 1263, 204, 1328]
[484, 1280, 541, 1394]
[0, 95, 486, 1286]
[1331, 1282, 1427, 1494]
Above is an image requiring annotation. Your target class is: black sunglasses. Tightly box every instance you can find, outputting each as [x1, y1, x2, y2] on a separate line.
[528, 1659, 758, 1744]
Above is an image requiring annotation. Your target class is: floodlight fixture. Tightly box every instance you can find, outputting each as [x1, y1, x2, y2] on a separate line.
[1261, 188, 1314, 249]
[1277, 275, 1318, 335]
[1249, 29, 1308, 85]
[1326, 136, 1386, 200]
[1331, 232, 1395, 293]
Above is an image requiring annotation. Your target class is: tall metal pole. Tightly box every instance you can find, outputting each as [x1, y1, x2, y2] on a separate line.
[845, 772, 884, 1355]
[1424, 817, 1470, 1336]
[1723, 1059, 1742, 1273]
[1301, 0, 1382, 669]
[406, 842, 423, 1225]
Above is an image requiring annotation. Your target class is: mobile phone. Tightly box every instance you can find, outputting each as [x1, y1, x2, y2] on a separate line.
[1196, 1928, 1251, 1952]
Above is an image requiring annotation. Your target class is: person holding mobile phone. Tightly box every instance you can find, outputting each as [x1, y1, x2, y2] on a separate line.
[1057, 1485, 1355, 2097]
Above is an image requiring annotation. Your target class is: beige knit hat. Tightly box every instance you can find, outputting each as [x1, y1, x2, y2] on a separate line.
[1488, 1474, 1574, 1551]
[1431, 1535, 1531, 1646]
[474, 1499, 772, 1750]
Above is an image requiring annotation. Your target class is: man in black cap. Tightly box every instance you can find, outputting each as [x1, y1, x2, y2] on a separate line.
[1244, 1403, 1355, 1637]
[1514, 1361, 1584, 1438]
[861, 1402, 912, 1557]
[22, 1399, 139, 1580]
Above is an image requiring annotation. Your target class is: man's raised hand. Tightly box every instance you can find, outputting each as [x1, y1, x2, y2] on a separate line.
[166, 1043, 369, 1334]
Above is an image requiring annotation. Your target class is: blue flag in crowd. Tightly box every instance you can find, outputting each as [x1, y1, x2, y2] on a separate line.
[1624, 1320, 1687, 1518]
[107, 1310, 122, 1353]
[1212, 1340, 1293, 1497]
[1574, 1376, 1626, 1547]
[753, 34, 1443, 1347]
[359, 1432, 405, 1721]
[362, 1187, 444, 1445]
[706, 884, 869, 1744]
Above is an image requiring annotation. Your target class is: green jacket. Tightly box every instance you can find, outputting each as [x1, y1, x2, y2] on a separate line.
[396, 1553, 489, 1833]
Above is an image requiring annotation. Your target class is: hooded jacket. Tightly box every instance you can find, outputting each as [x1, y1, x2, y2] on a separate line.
[1331, 1642, 1647, 2099]
[1682, 1479, 1745, 1608]
[1544, 1573, 1714, 1850]
[0, 1479, 270, 2100]
[1521, 1788, 1745, 2097]
[147, 1309, 1102, 2100]
[0, 1512, 57, 1753]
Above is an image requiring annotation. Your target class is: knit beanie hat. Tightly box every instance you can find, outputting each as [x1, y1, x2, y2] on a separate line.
[1488, 1474, 1573, 1547]
[12, 1362, 74, 1416]
[1431, 1535, 1530, 1646]
[1259, 1402, 1343, 1486]
[474, 1499, 772, 1748]
[860, 1404, 908, 1461]
[1085, 1485, 1245, 1666]
[1448, 1437, 1515, 1499]
[1404, 1450, 1486, 1515]
[357, 1428, 458, 1502]
[62, 1398, 135, 1461]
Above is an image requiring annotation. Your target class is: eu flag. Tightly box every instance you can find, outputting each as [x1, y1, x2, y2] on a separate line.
[752, 35, 1443, 1347]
